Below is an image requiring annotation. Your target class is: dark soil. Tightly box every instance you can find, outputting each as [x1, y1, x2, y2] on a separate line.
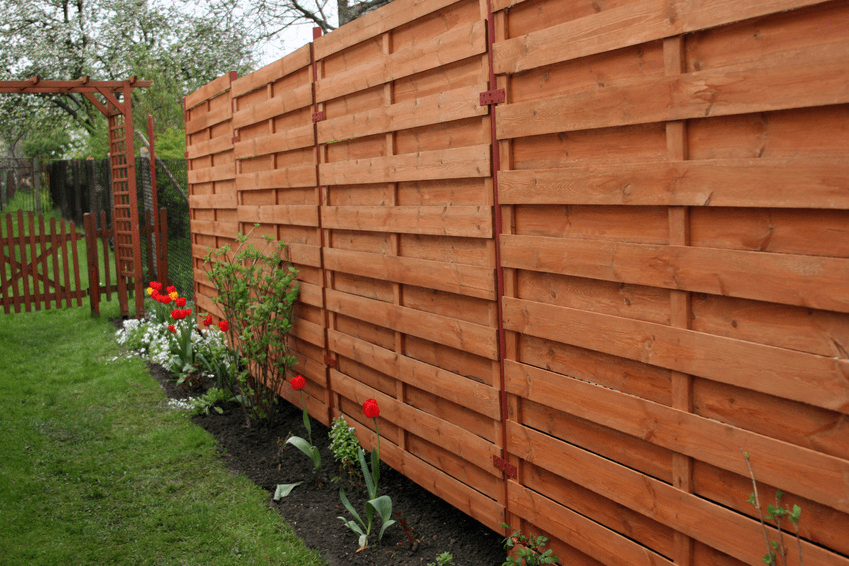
[147, 363, 506, 566]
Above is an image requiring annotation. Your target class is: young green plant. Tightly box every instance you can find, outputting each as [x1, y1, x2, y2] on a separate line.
[203, 227, 300, 426]
[329, 415, 361, 485]
[338, 398, 396, 550]
[285, 375, 321, 475]
[501, 523, 559, 566]
[742, 450, 805, 566]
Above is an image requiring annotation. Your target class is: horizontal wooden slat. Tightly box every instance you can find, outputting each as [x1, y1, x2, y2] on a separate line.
[332, 370, 500, 474]
[188, 192, 237, 210]
[297, 281, 323, 308]
[501, 234, 849, 313]
[506, 421, 844, 566]
[323, 247, 495, 300]
[237, 205, 319, 227]
[231, 44, 311, 98]
[317, 82, 489, 143]
[313, 0, 462, 59]
[186, 135, 234, 159]
[329, 330, 501, 420]
[322, 205, 492, 238]
[235, 164, 317, 190]
[185, 105, 232, 135]
[497, 43, 849, 139]
[187, 163, 234, 184]
[232, 83, 313, 129]
[234, 124, 315, 159]
[492, 0, 830, 73]
[502, 297, 849, 414]
[287, 243, 322, 268]
[291, 317, 325, 347]
[185, 71, 234, 110]
[316, 19, 487, 102]
[498, 159, 849, 209]
[194, 293, 223, 319]
[508, 483, 674, 566]
[326, 289, 498, 360]
[505, 360, 849, 515]
[320, 145, 490, 185]
[190, 220, 239, 238]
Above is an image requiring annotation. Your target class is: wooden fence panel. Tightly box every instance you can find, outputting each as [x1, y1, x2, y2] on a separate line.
[185, 71, 238, 316]
[493, 1, 849, 565]
[228, 45, 331, 424]
[313, 0, 504, 531]
[185, 0, 849, 563]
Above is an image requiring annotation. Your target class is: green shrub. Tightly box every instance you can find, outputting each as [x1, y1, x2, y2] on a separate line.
[203, 227, 300, 426]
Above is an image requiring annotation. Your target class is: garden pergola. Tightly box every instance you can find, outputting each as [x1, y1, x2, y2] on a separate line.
[0, 76, 152, 317]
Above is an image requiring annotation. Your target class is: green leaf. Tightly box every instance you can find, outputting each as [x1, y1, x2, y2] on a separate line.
[358, 448, 376, 499]
[368, 495, 396, 540]
[339, 488, 365, 529]
[273, 482, 302, 500]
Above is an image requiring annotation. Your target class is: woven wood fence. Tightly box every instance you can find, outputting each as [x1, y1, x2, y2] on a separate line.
[185, 0, 849, 564]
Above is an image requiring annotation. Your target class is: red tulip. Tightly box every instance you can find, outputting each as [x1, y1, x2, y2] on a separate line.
[291, 375, 305, 391]
[168, 324, 176, 333]
[218, 320, 229, 332]
[203, 313, 213, 326]
[362, 398, 380, 419]
[176, 297, 186, 308]
[166, 285, 177, 294]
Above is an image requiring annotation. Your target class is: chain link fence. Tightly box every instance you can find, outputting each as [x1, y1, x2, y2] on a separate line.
[38, 157, 193, 297]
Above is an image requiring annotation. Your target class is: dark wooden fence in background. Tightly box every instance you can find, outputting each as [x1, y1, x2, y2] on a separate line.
[185, 1, 849, 564]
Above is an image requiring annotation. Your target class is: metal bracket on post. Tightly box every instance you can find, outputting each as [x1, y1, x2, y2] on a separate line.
[480, 89, 506, 106]
[493, 455, 517, 478]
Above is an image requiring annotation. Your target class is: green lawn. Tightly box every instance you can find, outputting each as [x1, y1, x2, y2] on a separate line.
[0, 300, 325, 566]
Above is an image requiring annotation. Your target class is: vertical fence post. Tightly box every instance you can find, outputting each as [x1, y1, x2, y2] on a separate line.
[158, 207, 169, 288]
[84, 213, 100, 316]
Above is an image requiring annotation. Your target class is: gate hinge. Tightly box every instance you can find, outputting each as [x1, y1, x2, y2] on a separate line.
[312, 111, 325, 122]
[480, 89, 506, 106]
[493, 455, 517, 478]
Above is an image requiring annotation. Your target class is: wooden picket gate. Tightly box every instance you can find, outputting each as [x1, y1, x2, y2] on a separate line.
[1, 209, 168, 316]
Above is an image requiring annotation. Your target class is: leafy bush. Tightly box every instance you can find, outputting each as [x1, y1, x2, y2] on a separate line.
[329, 416, 362, 482]
[203, 228, 300, 426]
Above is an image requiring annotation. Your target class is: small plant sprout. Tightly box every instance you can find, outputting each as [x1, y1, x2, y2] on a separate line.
[329, 416, 361, 485]
[501, 523, 559, 566]
[741, 450, 805, 566]
[285, 375, 321, 475]
[338, 398, 396, 550]
[427, 551, 455, 566]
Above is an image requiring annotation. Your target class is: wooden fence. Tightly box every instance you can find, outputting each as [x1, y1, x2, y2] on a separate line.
[185, 0, 849, 564]
[1, 209, 169, 315]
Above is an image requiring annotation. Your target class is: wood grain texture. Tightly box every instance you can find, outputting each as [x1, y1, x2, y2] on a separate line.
[320, 144, 491, 185]
[321, 205, 492, 238]
[498, 159, 849, 209]
[497, 43, 849, 139]
[501, 234, 849, 313]
[492, 0, 831, 73]
[325, 289, 499, 360]
[502, 297, 849, 414]
[505, 360, 849, 514]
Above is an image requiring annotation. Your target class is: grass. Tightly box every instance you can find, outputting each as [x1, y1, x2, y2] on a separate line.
[0, 299, 325, 566]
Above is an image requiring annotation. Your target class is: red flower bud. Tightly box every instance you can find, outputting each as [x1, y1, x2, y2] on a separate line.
[362, 398, 380, 419]
[218, 320, 229, 332]
[290, 375, 305, 391]
[203, 314, 213, 326]
[171, 309, 181, 320]
[168, 324, 176, 333]
[166, 285, 176, 294]
[149, 281, 163, 291]
[176, 297, 186, 308]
